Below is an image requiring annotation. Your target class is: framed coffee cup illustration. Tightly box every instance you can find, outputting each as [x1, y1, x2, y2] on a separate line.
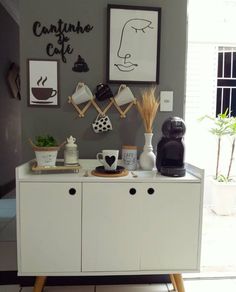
[28, 59, 60, 107]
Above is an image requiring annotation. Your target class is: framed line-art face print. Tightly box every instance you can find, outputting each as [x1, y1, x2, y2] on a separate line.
[28, 59, 60, 107]
[107, 5, 161, 84]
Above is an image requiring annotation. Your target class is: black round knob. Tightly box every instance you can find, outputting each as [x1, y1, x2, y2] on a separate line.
[147, 188, 155, 195]
[129, 188, 136, 195]
[69, 188, 76, 195]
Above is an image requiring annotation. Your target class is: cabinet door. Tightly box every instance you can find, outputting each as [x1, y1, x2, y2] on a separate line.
[19, 182, 81, 274]
[82, 182, 141, 272]
[140, 183, 201, 271]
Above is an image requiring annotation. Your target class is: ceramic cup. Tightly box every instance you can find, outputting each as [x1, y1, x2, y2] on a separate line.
[96, 149, 119, 171]
[92, 115, 113, 133]
[71, 82, 93, 104]
[114, 84, 135, 106]
[95, 83, 113, 101]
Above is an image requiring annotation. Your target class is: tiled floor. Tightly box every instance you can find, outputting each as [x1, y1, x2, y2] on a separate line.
[1, 280, 236, 292]
[0, 195, 17, 271]
[201, 208, 236, 273]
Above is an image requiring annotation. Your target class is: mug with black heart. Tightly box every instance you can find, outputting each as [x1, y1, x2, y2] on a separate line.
[96, 150, 119, 171]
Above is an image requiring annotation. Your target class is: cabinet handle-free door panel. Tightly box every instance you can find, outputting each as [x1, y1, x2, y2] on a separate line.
[140, 183, 201, 271]
[82, 183, 141, 272]
[19, 182, 81, 274]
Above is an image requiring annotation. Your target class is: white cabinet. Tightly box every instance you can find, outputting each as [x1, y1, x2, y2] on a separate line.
[82, 183, 141, 272]
[16, 160, 203, 276]
[140, 183, 201, 271]
[18, 182, 81, 274]
[82, 182, 201, 272]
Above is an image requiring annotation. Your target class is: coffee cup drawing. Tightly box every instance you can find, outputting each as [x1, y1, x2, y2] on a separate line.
[72, 82, 94, 104]
[114, 84, 135, 106]
[96, 150, 119, 171]
[31, 87, 57, 100]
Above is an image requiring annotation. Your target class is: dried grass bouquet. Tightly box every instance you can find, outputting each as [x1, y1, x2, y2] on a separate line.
[137, 87, 160, 133]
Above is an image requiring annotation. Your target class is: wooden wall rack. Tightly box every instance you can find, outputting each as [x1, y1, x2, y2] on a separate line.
[68, 96, 137, 119]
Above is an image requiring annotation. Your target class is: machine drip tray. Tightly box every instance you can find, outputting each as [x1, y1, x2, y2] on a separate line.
[160, 166, 186, 177]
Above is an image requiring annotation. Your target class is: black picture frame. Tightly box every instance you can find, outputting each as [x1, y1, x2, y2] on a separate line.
[107, 4, 161, 84]
[27, 59, 60, 107]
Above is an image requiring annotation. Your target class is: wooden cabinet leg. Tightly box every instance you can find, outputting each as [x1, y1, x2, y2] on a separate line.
[33, 276, 47, 292]
[170, 274, 178, 291]
[173, 274, 185, 292]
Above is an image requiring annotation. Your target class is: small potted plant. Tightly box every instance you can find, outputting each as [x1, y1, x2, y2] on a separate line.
[200, 109, 236, 215]
[29, 135, 64, 167]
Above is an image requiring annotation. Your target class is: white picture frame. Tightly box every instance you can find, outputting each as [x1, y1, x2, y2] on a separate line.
[28, 59, 60, 107]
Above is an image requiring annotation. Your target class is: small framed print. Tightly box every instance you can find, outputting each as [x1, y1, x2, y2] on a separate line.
[28, 59, 60, 107]
[107, 5, 161, 84]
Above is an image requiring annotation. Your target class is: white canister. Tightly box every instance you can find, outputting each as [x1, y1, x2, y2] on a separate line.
[64, 136, 79, 165]
[122, 145, 137, 171]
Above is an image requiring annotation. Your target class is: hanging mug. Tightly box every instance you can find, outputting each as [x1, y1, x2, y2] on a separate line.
[92, 114, 113, 133]
[71, 82, 93, 104]
[95, 83, 113, 101]
[114, 84, 135, 106]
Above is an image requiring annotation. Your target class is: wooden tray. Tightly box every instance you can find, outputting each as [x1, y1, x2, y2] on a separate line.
[31, 160, 80, 173]
[91, 168, 128, 177]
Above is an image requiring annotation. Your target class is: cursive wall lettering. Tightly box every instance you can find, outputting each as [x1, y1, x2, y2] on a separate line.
[46, 43, 74, 63]
[33, 19, 93, 63]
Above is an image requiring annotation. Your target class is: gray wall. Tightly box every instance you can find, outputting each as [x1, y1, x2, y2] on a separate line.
[0, 3, 21, 187]
[20, 0, 187, 160]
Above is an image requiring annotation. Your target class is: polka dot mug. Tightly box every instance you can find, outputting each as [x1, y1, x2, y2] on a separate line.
[92, 114, 113, 133]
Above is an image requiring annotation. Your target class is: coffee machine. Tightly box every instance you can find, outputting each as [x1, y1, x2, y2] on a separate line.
[156, 117, 186, 177]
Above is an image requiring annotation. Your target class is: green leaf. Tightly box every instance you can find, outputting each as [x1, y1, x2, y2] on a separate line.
[35, 135, 58, 147]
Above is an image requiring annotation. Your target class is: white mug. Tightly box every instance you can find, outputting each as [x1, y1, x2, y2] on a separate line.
[114, 84, 135, 106]
[72, 82, 93, 104]
[96, 150, 119, 171]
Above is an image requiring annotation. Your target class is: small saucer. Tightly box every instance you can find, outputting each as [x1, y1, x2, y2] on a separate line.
[95, 165, 125, 174]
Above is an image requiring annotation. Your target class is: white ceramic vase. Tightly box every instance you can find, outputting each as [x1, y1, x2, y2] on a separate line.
[139, 133, 156, 170]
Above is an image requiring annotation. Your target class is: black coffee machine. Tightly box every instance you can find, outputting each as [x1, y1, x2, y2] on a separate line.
[156, 117, 186, 177]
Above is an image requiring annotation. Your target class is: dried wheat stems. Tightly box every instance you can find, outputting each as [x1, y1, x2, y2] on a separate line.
[136, 87, 160, 133]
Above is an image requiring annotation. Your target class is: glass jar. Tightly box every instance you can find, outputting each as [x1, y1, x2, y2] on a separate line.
[64, 136, 79, 165]
[64, 148, 78, 165]
[122, 145, 137, 170]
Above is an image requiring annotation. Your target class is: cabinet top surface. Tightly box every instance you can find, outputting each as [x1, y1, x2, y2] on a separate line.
[16, 160, 203, 183]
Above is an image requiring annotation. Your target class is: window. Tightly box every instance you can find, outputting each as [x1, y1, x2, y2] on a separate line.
[216, 47, 236, 116]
